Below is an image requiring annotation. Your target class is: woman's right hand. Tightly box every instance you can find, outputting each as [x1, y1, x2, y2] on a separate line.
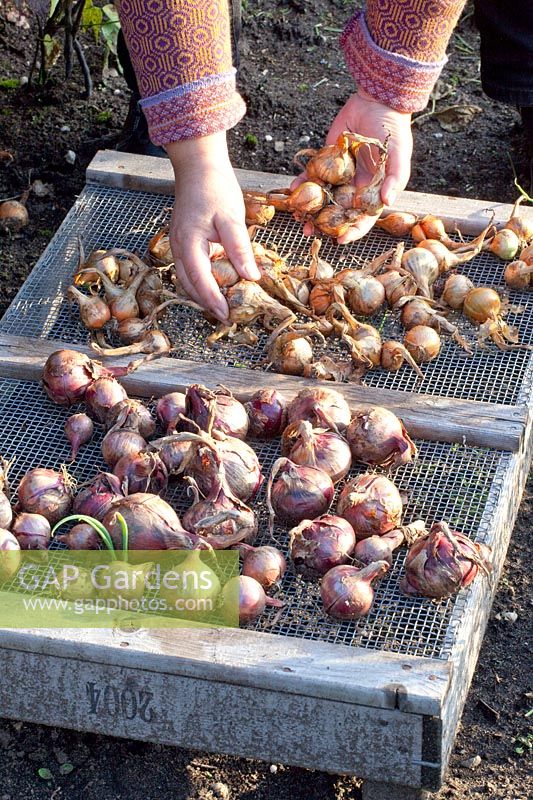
[166, 132, 260, 321]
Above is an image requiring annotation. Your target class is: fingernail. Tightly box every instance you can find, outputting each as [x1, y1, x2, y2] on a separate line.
[213, 300, 229, 322]
[386, 190, 397, 206]
[243, 263, 261, 281]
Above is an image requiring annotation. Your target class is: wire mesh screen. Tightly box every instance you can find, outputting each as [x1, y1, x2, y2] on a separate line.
[1, 183, 533, 406]
[0, 377, 509, 660]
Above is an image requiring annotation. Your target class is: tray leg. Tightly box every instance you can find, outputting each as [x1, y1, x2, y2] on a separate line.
[362, 781, 429, 800]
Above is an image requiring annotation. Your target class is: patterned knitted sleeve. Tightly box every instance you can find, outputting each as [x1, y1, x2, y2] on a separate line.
[341, 0, 467, 113]
[116, 0, 246, 145]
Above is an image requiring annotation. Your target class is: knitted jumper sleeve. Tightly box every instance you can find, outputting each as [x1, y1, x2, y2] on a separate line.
[116, 0, 246, 145]
[341, 1, 467, 113]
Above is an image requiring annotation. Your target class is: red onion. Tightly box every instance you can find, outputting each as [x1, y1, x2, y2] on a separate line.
[105, 399, 155, 439]
[72, 472, 123, 521]
[238, 544, 287, 590]
[42, 349, 128, 406]
[267, 457, 334, 532]
[84, 376, 128, 423]
[184, 384, 249, 439]
[182, 454, 258, 549]
[148, 435, 192, 478]
[11, 513, 51, 550]
[54, 522, 102, 549]
[353, 520, 427, 566]
[103, 493, 208, 552]
[185, 436, 263, 502]
[0, 529, 20, 580]
[345, 407, 417, 471]
[156, 392, 187, 433]
[286, 387, 351, 432]
[320, 561, 389, 620]
[221, 575, 283, 625]
[400, 521, 492, 599]
[101, 428, 147, 469]
[289, 514, 356, 579]
[64, 413, 94, 461]
[17, 467, 74, 524]
[159, 550, 221, 617]
[0, 491, 12, 530]
[244, 388, 287, 439]
[113, 451, 169, 495]
[337, 473, 403, 539]
[282, 421, 352, 483]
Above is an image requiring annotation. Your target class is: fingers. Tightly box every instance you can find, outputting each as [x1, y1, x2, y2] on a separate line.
[176, 240, 229, 322]
[337, 213, 380, 245]
[217, 218, 260, 282]
[380, 132, 412, 206]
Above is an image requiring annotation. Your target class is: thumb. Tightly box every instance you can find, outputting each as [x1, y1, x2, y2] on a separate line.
[218, 220, 261, 282]
[381, 138, 412, 206]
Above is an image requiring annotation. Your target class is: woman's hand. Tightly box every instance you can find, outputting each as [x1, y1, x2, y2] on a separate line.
[298, 90, 413, 244]
[166, 132, 260, 321]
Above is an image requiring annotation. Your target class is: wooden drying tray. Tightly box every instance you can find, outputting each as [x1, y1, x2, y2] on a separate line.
[87, 149, 533, 236]
[0, 332, 527, 453]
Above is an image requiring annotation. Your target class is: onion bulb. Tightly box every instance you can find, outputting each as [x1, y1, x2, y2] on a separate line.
[404, 325, 441, 363]
[485, 228, 520, 261]
[337, 473, 403, 539]
[441, 273, 474, 310]
[375, 212, 417, 237]
[11, 513, 51, 550]
[281, 420, 352, 483]
[267, 457, 334, 532]
[286, 387, 351, 432]
[320, 561, 389, 620]
[244, 388, 287, 439]
[238, 544, 287, 590]
[17, 467, 74, 524]
[289, 514, 356, 579]
[221, 575, 283, 626]
[463, 287, 501, 323]
[0, 199, 28, 233]
[294, 135, 356, 186]
[64, 413, 94, 461]
[346, 407, 417, 470]
[400, 521, 491, 599]
[0, 529, 21, 581]
[67, 286, 111, 330]
[504, 260, 533, 290]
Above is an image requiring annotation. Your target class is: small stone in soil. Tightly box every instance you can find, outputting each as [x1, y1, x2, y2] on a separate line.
[269, 764, 278, 774]
[460, 754, 482, 769]
[65, 150, 76, 165]
[274, 141, 285, 152]
[501, 611, 518, 623]
[210, 782, 229, 799]
[265, 134, 273, 142]
[60, 125, 70, 133]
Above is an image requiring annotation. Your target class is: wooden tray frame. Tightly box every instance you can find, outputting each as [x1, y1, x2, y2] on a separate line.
[1, 152, 532, 800]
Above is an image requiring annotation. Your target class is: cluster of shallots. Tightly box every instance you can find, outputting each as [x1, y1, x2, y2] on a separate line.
[244, 130, 390, 238]
[67, 237, 197, 365]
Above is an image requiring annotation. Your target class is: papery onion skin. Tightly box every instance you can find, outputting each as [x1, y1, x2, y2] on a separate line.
[345, 407, 417, 470]
[0, 200, 29, 233]
[520, 244, 533, 265]
[337, 473, 403, 539]
[222, 575, 266, 625]
[185, 384, 249, 440]
[186, 438, 264, 502]
[103, 493, 207, 552]
[268, 458, 335, 528]
[400, 521, 492, 599]
[240, 545, 287, 590]
[85, 377, 128, 423]
[441, 273, 474, 310]
[182, 476, 258, 550]
[106, 399, 156, 439]
[17, 468, 73, 525]
[156, 392, 187, 433]
[347, 276, 385, 317]
[72, 472, 123, 521]
[42, 350, 108, 406]
[65, 413, 94, 462]
[404, 325, 441, 363]
[54, 522, 102, 549]
[353, 521, 427, 566]
[101, 428, 147, 469]
[286, 387, 351, 432]
[463, 287, 501, 323]
[244, 388, 287, 439]
[149, 436, 192, 477]
[320, 561, 389, 620]
[504, 260, 533, 290]
[113, 451, 169, 495]
[289, 514, 356, 579]
[11, 513, 51, 550]
[487, 228, 520, 260]
[282, 421, 352, 483]
[0, 491, 13, 530]
[375, 212, 417, 237]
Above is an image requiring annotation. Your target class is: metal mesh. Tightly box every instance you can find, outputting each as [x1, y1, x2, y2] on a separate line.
[0, 377, 509, 660]
[2, 184, 533, 406]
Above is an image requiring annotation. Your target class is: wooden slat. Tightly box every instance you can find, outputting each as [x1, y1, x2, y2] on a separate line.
[0, 646, 426, 785]
[86, 149, 533, 235]
[0, 624, 450, 716]
[0, 332, 526, 452]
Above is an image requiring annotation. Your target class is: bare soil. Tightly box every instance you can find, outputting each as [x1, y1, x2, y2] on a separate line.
[0, 2, 531, 799]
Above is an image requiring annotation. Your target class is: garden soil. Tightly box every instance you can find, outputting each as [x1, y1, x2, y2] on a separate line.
[0, 2, 531, 799]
